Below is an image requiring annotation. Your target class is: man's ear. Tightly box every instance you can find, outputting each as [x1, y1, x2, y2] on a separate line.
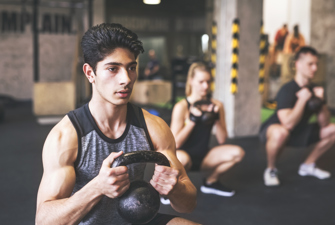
[295, 59, 300, 71]
[83, 63, 95, 83]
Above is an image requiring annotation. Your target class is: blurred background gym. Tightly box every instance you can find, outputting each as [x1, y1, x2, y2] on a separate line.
[1, 0, 335, 224]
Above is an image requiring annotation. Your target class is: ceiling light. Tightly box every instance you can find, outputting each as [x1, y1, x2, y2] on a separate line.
[143, 0, 161, 5]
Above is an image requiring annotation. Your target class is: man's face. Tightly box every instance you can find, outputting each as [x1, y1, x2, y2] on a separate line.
[90, 48, 137, 105]
[296, 53, 318, 80]
[149, 50, 155, 59]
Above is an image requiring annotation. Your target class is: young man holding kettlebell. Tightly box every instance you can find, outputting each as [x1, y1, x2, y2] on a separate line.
[35, 23, 198, 225]
[260, 46, 335, 187]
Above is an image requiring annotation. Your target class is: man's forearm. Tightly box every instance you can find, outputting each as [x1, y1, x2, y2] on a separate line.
[36, 178, 103, 225]
[318, 105, 330, 127]
[280, 99, 306, 130]
[168, 179, 197, 213]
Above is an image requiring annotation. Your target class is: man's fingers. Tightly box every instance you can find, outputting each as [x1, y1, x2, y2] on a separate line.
[155, 165, 179, 175]
[150, 179, 173, 195]
[105, 166, 128, 177]
[152, 173, 177, 186]
[111, 170, 129, 181]
[153, 169, 176, 181]
[110, 181, 130, 198]
[103, 151, 123, 167]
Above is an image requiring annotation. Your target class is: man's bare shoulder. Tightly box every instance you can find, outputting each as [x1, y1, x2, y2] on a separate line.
[43, 115, 78, 167]
[142, 109, 169, 133]
[142, 109, 175, 150]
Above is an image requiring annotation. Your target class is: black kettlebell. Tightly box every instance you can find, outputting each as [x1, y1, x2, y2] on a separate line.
[111, 151, 170, 224]
[306, 86, 324, 113]
[192, 99, 219, 125]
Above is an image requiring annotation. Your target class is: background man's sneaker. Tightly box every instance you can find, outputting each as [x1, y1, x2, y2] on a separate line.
[264, 168, 280, 186]
[160, 197, 170, 205]
[200, 180, 235, 197]
[298, 163, 331, 179]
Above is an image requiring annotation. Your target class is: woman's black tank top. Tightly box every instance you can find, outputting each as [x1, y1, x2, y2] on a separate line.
[179, 99, 215, 159]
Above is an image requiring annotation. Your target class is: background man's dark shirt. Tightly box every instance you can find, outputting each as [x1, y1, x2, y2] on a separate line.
[261, 79, 316, 136]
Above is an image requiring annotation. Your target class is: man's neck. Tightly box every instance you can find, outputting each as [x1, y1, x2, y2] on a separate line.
[294, 73, 310, 87]
[88, 100, 128, 139]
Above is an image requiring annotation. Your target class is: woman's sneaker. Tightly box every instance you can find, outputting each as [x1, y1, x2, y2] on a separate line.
[200, 179, 235, 197]
[264, 168, 280, 186]
[298, 163, 331, 179]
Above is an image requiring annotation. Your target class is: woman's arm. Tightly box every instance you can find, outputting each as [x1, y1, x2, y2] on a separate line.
[170, 100, 196, 149]
[213, 100, 228, 144]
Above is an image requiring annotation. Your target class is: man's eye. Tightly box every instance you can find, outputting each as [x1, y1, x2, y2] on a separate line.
[129, 66, 137, 71]
[108, 67, 117, 72]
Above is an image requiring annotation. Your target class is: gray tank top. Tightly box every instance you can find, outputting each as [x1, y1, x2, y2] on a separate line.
[67, 103, 154, 225]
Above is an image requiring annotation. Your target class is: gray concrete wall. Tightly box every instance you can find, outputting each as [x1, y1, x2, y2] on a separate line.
[0, 5, 80, 100]
[311, 0, 335, 108]
[234, 0, 263, 136]
[213, 0, 237, 137]
[39, 34, 77, 82]
[213, 0, 262, 137]
[0, 32, 34, 99]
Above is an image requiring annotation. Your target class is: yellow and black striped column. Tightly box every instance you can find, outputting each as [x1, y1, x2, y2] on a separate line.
[211, 21, 217, 91]
[230, 18, 239, 94]
[258, 20, 266, 94]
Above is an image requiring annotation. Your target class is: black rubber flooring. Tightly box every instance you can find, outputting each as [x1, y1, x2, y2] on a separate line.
[1, 102, 335, 225]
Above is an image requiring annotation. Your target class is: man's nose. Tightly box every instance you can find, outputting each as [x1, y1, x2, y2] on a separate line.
[119, 68, 131, 85]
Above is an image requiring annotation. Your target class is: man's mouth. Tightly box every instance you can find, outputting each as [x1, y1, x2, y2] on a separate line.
[117, 89, 131, 98]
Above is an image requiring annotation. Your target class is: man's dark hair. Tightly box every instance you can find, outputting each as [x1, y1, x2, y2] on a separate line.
[294, 46, 318, 61]
[81, 23, 144, 73]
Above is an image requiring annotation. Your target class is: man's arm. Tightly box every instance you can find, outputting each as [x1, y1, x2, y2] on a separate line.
[314, 87, 331, 127]
[36, 116, 130, 225]
[318, 105, 331, 127]
[143, 110, 197, 213]
[277, 87, 312, 130]
[213, 100, 228, 144]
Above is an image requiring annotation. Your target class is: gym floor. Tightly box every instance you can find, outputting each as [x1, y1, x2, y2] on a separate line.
[1, 102, 335, 225]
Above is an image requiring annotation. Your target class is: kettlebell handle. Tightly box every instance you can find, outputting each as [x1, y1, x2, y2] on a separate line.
[305, 84, 316, 96]
[111, 151, 170, 168]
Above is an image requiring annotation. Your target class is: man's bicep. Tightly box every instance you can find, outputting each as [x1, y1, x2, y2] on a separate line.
[144, 110, 176, 151]
[37, 165, 76, 205]
[149, 123, 186, 173]
[170, 103, 186, 136]
[37, 119, 78, 208]
[277, 108, 292, 124]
